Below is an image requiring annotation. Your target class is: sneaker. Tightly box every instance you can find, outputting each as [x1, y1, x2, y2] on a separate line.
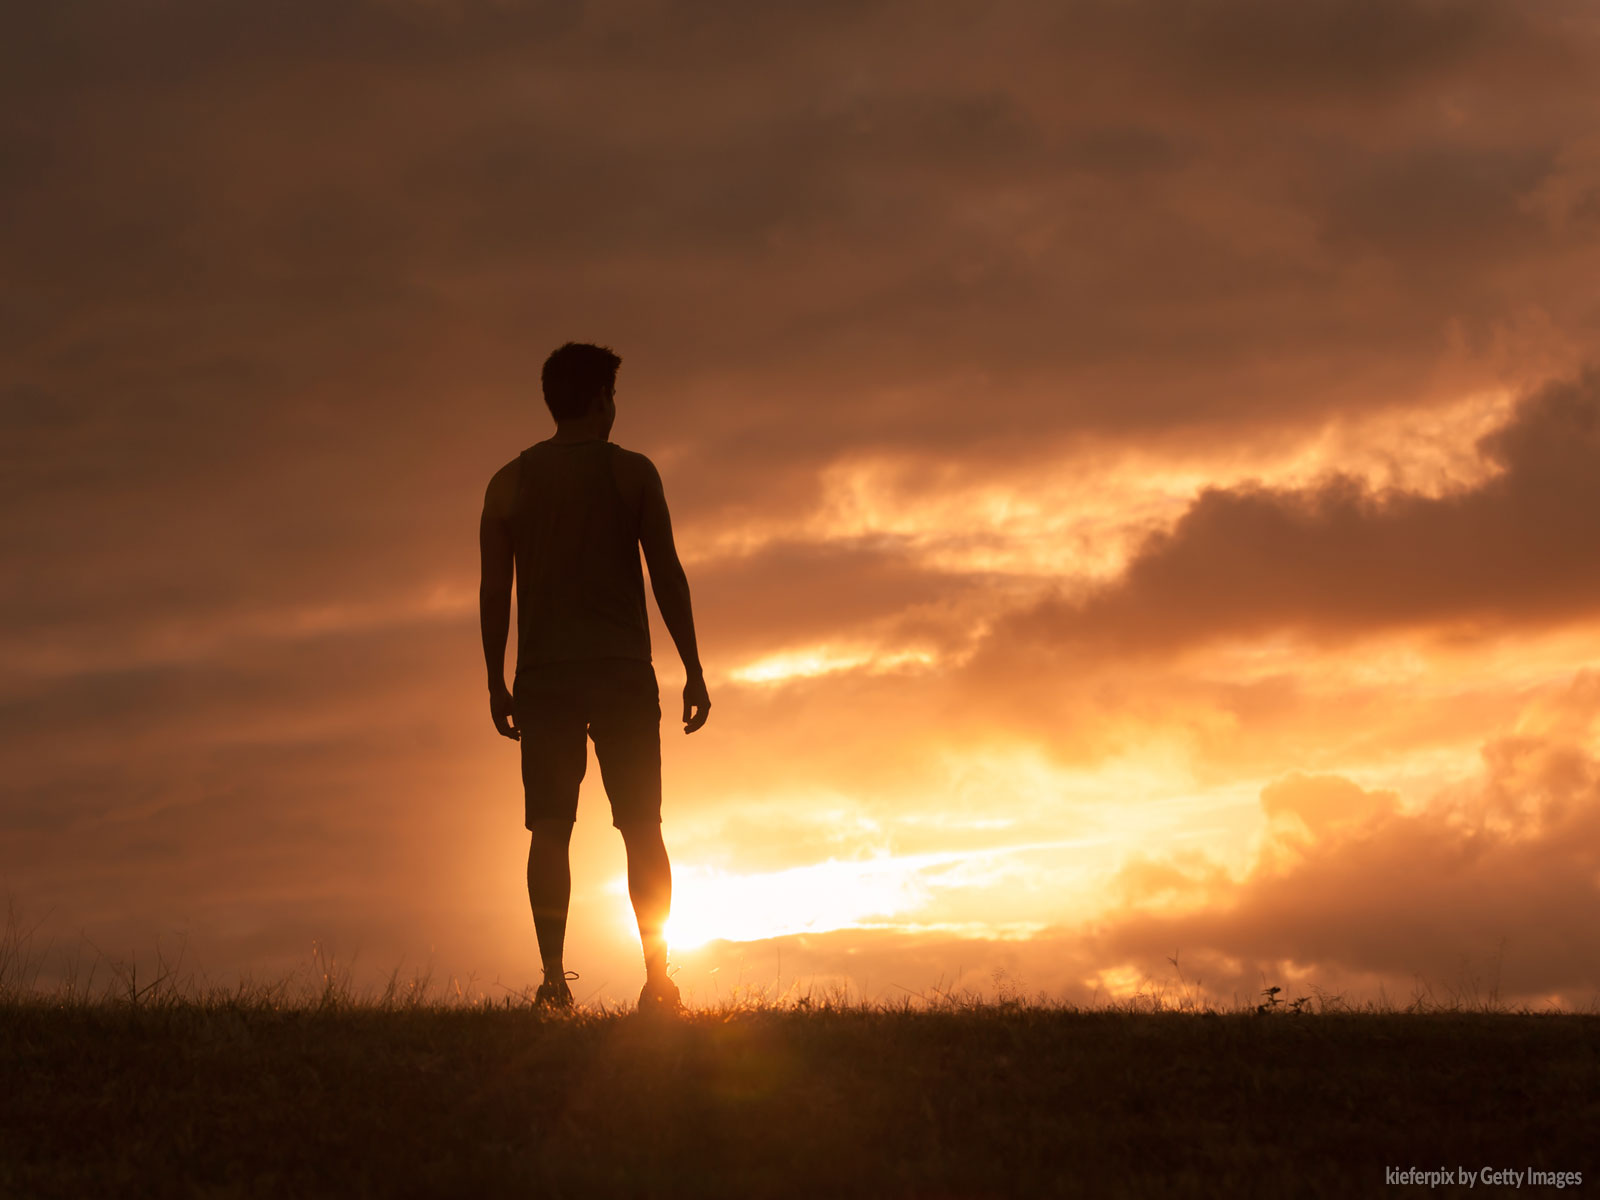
[637, 975, 683, 1015]
[534, 970, 578, 1010]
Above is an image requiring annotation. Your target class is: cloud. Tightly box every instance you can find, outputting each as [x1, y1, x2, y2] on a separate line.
[974, 367, 1600, 670]
[1086, 671, 1600, 1004]
[6, 0, 1598, 672]
[1092, 0, 1575, 102]
[686, 535, 997, 660]
[1260, 772, 1400, 837]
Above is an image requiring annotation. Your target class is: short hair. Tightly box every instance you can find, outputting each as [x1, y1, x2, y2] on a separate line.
[541, 342, 621, 421]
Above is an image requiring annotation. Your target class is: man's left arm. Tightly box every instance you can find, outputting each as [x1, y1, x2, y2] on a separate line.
[479, 465, 519, 740]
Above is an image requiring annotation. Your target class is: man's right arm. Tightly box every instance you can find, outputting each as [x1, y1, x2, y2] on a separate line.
[637, 456, 710, 734]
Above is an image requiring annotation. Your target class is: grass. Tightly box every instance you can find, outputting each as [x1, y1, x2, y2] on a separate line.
[3, 916, 1598, 1197]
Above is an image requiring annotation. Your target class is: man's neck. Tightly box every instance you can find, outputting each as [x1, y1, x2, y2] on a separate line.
[549, 411, 610, 441]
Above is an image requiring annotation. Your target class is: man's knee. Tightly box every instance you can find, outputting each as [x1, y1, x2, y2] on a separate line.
[529, 817, 575, 848]
[616, 819, 666, 852]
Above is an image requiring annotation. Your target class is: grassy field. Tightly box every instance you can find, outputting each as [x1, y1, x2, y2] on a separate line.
[2, 970, 1596, 1200]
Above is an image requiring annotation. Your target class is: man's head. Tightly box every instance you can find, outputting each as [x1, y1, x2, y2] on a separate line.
[541, 342, 622, 423]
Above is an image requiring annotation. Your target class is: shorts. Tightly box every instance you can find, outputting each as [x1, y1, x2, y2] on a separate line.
[513, 657, 662, 830]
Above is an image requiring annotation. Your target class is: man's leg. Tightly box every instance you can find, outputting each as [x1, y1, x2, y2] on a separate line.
[527, 817, 575, 979]
[618, 820, 672, 983]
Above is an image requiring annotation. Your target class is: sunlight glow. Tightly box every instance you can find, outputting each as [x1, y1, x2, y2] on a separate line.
[613, 836, 1117, 950]
[661, 857, 928, 948]
[730, 645, 937, 685]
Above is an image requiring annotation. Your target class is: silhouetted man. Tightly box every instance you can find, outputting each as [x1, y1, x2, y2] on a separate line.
[479, 342, 709, 1013]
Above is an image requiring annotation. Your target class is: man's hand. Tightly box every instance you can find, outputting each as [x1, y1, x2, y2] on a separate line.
[682, 673, 711, 734]
[489, 682, 520, 741]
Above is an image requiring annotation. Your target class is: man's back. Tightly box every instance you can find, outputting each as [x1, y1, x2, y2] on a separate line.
[508, 438, 651, 671]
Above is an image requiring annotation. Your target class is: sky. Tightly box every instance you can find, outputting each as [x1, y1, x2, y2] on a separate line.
[4, 0, 1599, 1009]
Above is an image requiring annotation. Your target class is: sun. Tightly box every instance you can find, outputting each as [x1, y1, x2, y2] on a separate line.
[627, 858, 931, 950]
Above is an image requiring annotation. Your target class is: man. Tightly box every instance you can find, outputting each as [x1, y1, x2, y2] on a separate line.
[479, 341, 710, 1014]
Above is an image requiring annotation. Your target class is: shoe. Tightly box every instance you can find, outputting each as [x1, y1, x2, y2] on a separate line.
[534, 970, 578, 1010]
[637, 974, 683, 1015]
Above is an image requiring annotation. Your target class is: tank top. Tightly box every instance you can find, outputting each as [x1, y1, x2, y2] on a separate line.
[510, 439, 652, 672]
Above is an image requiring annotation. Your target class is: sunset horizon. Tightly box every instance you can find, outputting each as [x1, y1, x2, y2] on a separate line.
[6, 0, 1600, 1018]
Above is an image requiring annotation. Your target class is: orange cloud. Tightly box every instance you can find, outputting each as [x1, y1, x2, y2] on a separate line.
[1086, 671, 1600, 1005]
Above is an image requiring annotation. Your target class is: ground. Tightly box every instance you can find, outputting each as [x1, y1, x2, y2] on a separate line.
[3, 993, 1596, 1198]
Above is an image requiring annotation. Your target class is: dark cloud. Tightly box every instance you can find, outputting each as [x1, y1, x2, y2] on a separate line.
[7, 0, 1595, 476]
[975, 366, 1600, 669]
[0, 617, 480, 834]
[688, 536, 997, 659]
[1092, 0, 1553, 101]
[1312, 140, 1554, 268]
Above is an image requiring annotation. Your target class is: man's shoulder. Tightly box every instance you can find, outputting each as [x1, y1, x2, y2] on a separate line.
[606, 443, 657, 470]
[483, 457, 521, 520]
[606, 444, 661, 488]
